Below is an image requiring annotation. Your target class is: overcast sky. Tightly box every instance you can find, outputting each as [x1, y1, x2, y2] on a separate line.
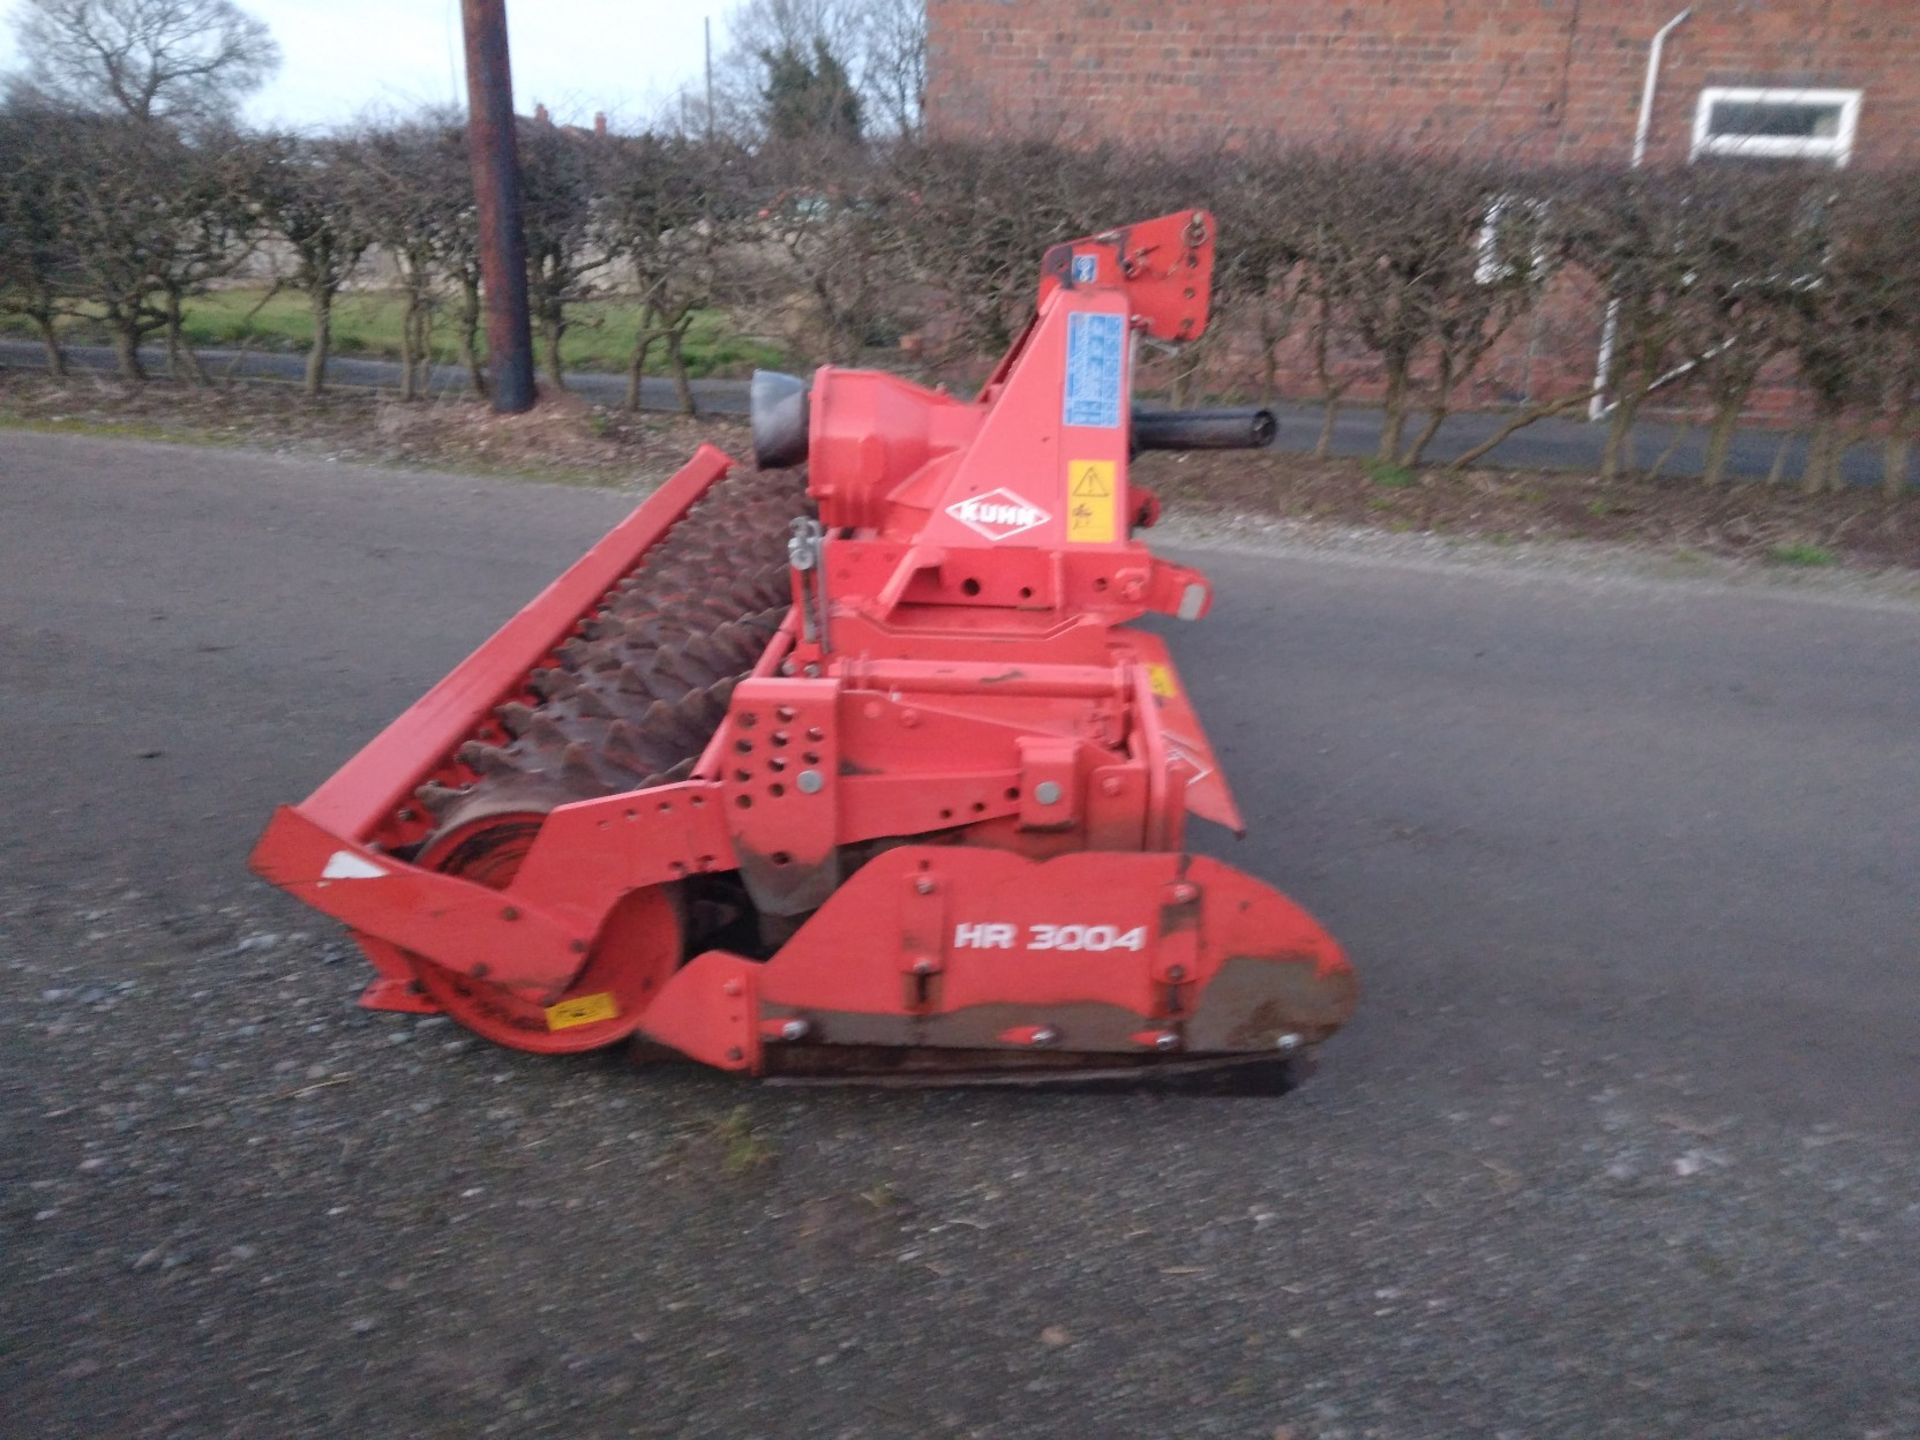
[0, 0, 728, 129]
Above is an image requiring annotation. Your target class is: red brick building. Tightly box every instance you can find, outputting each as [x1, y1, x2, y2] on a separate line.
[926, 3, 1920, 416]
[927, 1, 1919, 170]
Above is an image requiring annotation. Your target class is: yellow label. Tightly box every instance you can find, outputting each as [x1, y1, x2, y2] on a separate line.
[545, 991, 619, 1031]
[1066, 460, 1117, 544]
[1146, 663, 1178, 699]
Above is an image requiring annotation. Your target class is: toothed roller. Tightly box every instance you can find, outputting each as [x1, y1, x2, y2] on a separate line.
[415, 466, 809, 851]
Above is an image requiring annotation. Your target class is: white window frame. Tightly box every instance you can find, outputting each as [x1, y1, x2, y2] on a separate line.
[1475, 194, 1552, 286]
[1691, 87, 1863, 167]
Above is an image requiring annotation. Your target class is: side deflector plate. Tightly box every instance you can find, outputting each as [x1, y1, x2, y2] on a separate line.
[636, 847, 1355, 1075]
[1112, 629, 1245, 835]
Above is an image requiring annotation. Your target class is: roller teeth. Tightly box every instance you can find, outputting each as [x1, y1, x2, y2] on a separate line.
[416, 465, 809, 845]
[677, 687, 722, 737]
[457, 741, 515, 776]
[603, 718, 651, 772]
[530, 667, 578, 700]
[655, 646, 709, 690]
[561, 741, 601, 789]
[635, 698, 678, 740]
[416, 781, 466, 817]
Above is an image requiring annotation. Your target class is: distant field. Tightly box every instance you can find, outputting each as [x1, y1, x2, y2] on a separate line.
[3, 288, 789, 378]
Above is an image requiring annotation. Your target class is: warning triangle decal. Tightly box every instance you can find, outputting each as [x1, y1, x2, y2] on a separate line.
[1072, 465, 1112, 498]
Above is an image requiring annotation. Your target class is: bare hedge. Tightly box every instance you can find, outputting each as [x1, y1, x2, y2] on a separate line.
[2, 102, 1915, 495]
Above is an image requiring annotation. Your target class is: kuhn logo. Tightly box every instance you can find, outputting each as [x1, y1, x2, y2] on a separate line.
[945, 488, 1051, 542]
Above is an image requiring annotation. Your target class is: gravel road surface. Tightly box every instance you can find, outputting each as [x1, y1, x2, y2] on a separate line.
[2, 431, 1916, 1438]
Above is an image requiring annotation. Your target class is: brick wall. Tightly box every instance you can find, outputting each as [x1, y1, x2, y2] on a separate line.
[927, 1, 1920, 169]
[926, 1, 1920, 417]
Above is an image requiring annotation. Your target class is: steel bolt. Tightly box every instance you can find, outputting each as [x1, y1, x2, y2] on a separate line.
[1035, 781, 1064, 805]
[1100, 776, 1124, 797]
[914, 876, 936, 895]
[722, 978, 743, 998]
[1168, 882, 1197, 904]
[778, 1018, 810, 1042]
[1030, 1026, 1059, 1047]
[1274, 1032, 1302, 1055]
[796, 769, 824, 794]
[1166, 964, 1186, 982]
[1153, 1031, 1181, 1052]
[500, 905, 520, 921]
[911, 956, 937, 975]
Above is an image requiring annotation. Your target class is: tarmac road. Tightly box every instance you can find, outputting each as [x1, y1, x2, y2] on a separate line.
[1, 431, 1916, 1439]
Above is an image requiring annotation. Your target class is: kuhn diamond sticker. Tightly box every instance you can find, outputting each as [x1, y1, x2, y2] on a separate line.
[945, 488, 1052, 542]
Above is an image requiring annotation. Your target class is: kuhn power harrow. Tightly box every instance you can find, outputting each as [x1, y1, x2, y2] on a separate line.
[250, 210, 1357, 1082]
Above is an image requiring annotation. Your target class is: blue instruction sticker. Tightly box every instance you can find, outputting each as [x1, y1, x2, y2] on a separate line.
[1071, 253, 1098, 284]
[1063, 311, 1124, 430]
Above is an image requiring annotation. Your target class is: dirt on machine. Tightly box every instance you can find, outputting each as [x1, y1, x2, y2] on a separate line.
[249, 210, 1358, 1084]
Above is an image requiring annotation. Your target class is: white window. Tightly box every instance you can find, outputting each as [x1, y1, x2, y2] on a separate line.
[1475, 194, 1552, 286]
[1691, 87, 1863, 167]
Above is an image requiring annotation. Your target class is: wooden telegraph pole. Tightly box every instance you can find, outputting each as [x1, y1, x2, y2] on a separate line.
[460, 0, 536, 413]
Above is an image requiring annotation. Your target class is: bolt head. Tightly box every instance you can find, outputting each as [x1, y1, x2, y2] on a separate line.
[1034, 780, 1064, 805]
[1165, 964, 1185, 982]
[1274, 1032, 1302, 1055]
[795, 768, 824, 794]
[1100, 776, 1124, 797]
[1168, 882, 1197, 904]
[779, 1018, 810, 1042]
[722, 978, 744, 998]
[1030, 1026, 1059, 1047]
[914, 876, 936, 895]
[911, 956, 937, 975]
[1153, 1031, 1181, 1052]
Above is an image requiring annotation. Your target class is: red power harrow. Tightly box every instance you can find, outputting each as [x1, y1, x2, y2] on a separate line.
[250, 210, 1357, 1083]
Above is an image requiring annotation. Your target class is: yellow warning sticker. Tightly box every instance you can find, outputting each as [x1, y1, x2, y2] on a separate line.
[1146, 663, 1178, 699]
[1066, 459, 1117, 544]
[545, 991, 619, 1031]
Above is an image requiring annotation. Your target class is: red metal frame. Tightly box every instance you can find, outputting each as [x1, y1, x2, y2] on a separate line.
[248, 210, 1357, 1071]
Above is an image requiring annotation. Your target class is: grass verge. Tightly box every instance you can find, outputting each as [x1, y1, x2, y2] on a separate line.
[1, 288, 790, 380]
[0, 370, 751, 489]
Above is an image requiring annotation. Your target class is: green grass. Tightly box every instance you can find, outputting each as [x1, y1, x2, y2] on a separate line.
[2, 287, 790, 378]
[1764, 542, 1837, 567]
[1364, 458, 1419, 488]
[712, 1106, 774, 1175]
